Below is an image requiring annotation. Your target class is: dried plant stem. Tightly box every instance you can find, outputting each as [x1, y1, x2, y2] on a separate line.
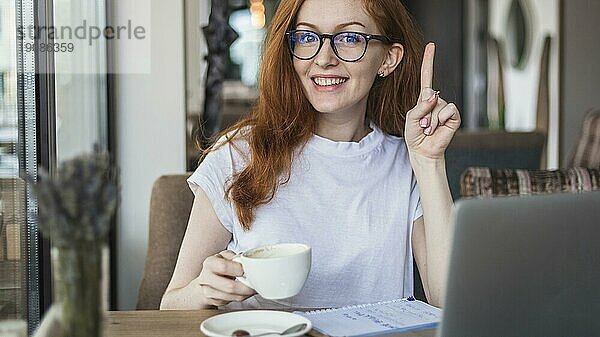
[53, 244, 103, 337]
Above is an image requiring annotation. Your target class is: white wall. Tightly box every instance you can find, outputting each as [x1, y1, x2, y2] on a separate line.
[489, 0, 560, 168]
[113, 0, 186, 309]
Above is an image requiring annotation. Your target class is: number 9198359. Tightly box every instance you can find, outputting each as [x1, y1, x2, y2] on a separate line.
[24, 42, 74, 53]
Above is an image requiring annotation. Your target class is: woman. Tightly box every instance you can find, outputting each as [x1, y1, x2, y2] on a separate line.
[161, 0, 460, 310]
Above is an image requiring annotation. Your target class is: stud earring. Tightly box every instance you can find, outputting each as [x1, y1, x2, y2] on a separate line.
[378, 71, 385, 78]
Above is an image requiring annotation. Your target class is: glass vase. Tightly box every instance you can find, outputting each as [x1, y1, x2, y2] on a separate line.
[52, 243, 104, 337]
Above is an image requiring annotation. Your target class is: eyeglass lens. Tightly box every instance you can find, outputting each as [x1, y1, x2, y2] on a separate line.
[289, 31, 368, 62]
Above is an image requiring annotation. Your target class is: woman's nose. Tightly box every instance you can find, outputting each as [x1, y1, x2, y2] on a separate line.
[313, 39, 339, 68]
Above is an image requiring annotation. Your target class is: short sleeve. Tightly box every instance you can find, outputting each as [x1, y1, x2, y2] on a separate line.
[410, 173, 423, 222]
[187, 145, 236, 233]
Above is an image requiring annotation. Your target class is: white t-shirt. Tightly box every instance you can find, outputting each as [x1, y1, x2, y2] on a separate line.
[188, 124, 423, 309]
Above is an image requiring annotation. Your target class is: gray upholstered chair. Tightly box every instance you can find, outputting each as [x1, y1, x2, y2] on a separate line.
[137, 173, 193, 310]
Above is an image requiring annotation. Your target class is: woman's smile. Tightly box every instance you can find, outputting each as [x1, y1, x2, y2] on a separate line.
[310, 74, 349, 92]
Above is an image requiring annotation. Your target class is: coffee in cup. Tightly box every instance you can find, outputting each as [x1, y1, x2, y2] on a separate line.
[233, 243, 311, 299]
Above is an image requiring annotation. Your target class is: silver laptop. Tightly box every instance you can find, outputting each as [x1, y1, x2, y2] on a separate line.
[440, 191, 600, 337]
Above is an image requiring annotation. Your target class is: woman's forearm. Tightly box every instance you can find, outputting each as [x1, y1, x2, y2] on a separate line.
[160, 281, 214, 310]
[409, 154, 454, 307]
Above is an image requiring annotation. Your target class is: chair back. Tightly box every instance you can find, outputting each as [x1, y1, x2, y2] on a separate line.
[445, 130, 545, 199]
[137, 173, 193, 310]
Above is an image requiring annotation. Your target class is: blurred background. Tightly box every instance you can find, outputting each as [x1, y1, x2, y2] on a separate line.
[1, 0, 599, 332]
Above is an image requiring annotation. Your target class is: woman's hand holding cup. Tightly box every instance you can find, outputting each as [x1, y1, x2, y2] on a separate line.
[233, 243, 311, 300]
[196, 250, 256, 307]
[197, 243, 311, 307]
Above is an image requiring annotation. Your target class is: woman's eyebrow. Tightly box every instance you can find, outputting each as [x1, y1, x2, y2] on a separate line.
[295, 21, 366, 30]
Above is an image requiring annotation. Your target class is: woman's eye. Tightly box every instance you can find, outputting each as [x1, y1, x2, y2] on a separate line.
[340, 34, 360, 44]
[299, 33, 317, 44]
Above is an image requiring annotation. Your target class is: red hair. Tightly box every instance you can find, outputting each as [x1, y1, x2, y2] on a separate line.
[206, 0, 423, 230]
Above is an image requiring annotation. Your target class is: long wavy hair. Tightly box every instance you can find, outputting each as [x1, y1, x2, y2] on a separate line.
[205, 0, 423, 230]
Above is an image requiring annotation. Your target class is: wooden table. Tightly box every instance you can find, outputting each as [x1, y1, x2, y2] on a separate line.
[104, 310, 437, 337]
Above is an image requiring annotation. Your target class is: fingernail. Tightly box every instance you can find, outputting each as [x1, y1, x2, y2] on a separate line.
[428, 91, 439, 103]
[424, 126, 432, 135]
[420, 118, 429, 128]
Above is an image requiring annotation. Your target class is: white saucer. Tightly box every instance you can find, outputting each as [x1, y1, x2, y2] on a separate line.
[200, 310, 312, 337]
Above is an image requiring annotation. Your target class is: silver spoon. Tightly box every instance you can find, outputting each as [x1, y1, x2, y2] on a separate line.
[231, 323, 307, 337]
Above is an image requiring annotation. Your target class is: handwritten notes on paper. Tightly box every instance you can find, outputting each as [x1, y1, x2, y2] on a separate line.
[297, 298, 442, 337]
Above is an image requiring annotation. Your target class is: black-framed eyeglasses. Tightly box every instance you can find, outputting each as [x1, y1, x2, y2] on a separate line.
[285, 29, 392, 62]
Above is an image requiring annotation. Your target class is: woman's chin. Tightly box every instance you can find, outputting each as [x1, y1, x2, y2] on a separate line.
[309, 101, 345, 114]
[311, 102, 365, 116]
[314, 106, 340, 114]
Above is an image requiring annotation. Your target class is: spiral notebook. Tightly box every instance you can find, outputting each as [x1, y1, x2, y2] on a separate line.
[296, 297, 442, 337]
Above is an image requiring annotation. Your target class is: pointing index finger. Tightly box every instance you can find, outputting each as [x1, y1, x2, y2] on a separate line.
[420, 43, 435, 90]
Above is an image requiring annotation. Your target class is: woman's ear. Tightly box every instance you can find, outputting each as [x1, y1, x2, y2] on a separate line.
[378, 43, 404, 77]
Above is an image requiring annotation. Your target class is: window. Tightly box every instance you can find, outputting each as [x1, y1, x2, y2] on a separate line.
[1, 0, 36, 330]
[0, 0, 110, 332]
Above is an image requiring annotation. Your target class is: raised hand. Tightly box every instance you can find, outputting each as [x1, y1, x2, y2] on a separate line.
[404, 43, 461, 160]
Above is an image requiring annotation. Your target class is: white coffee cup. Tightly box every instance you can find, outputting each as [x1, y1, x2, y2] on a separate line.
[233, 243, 311, 299]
